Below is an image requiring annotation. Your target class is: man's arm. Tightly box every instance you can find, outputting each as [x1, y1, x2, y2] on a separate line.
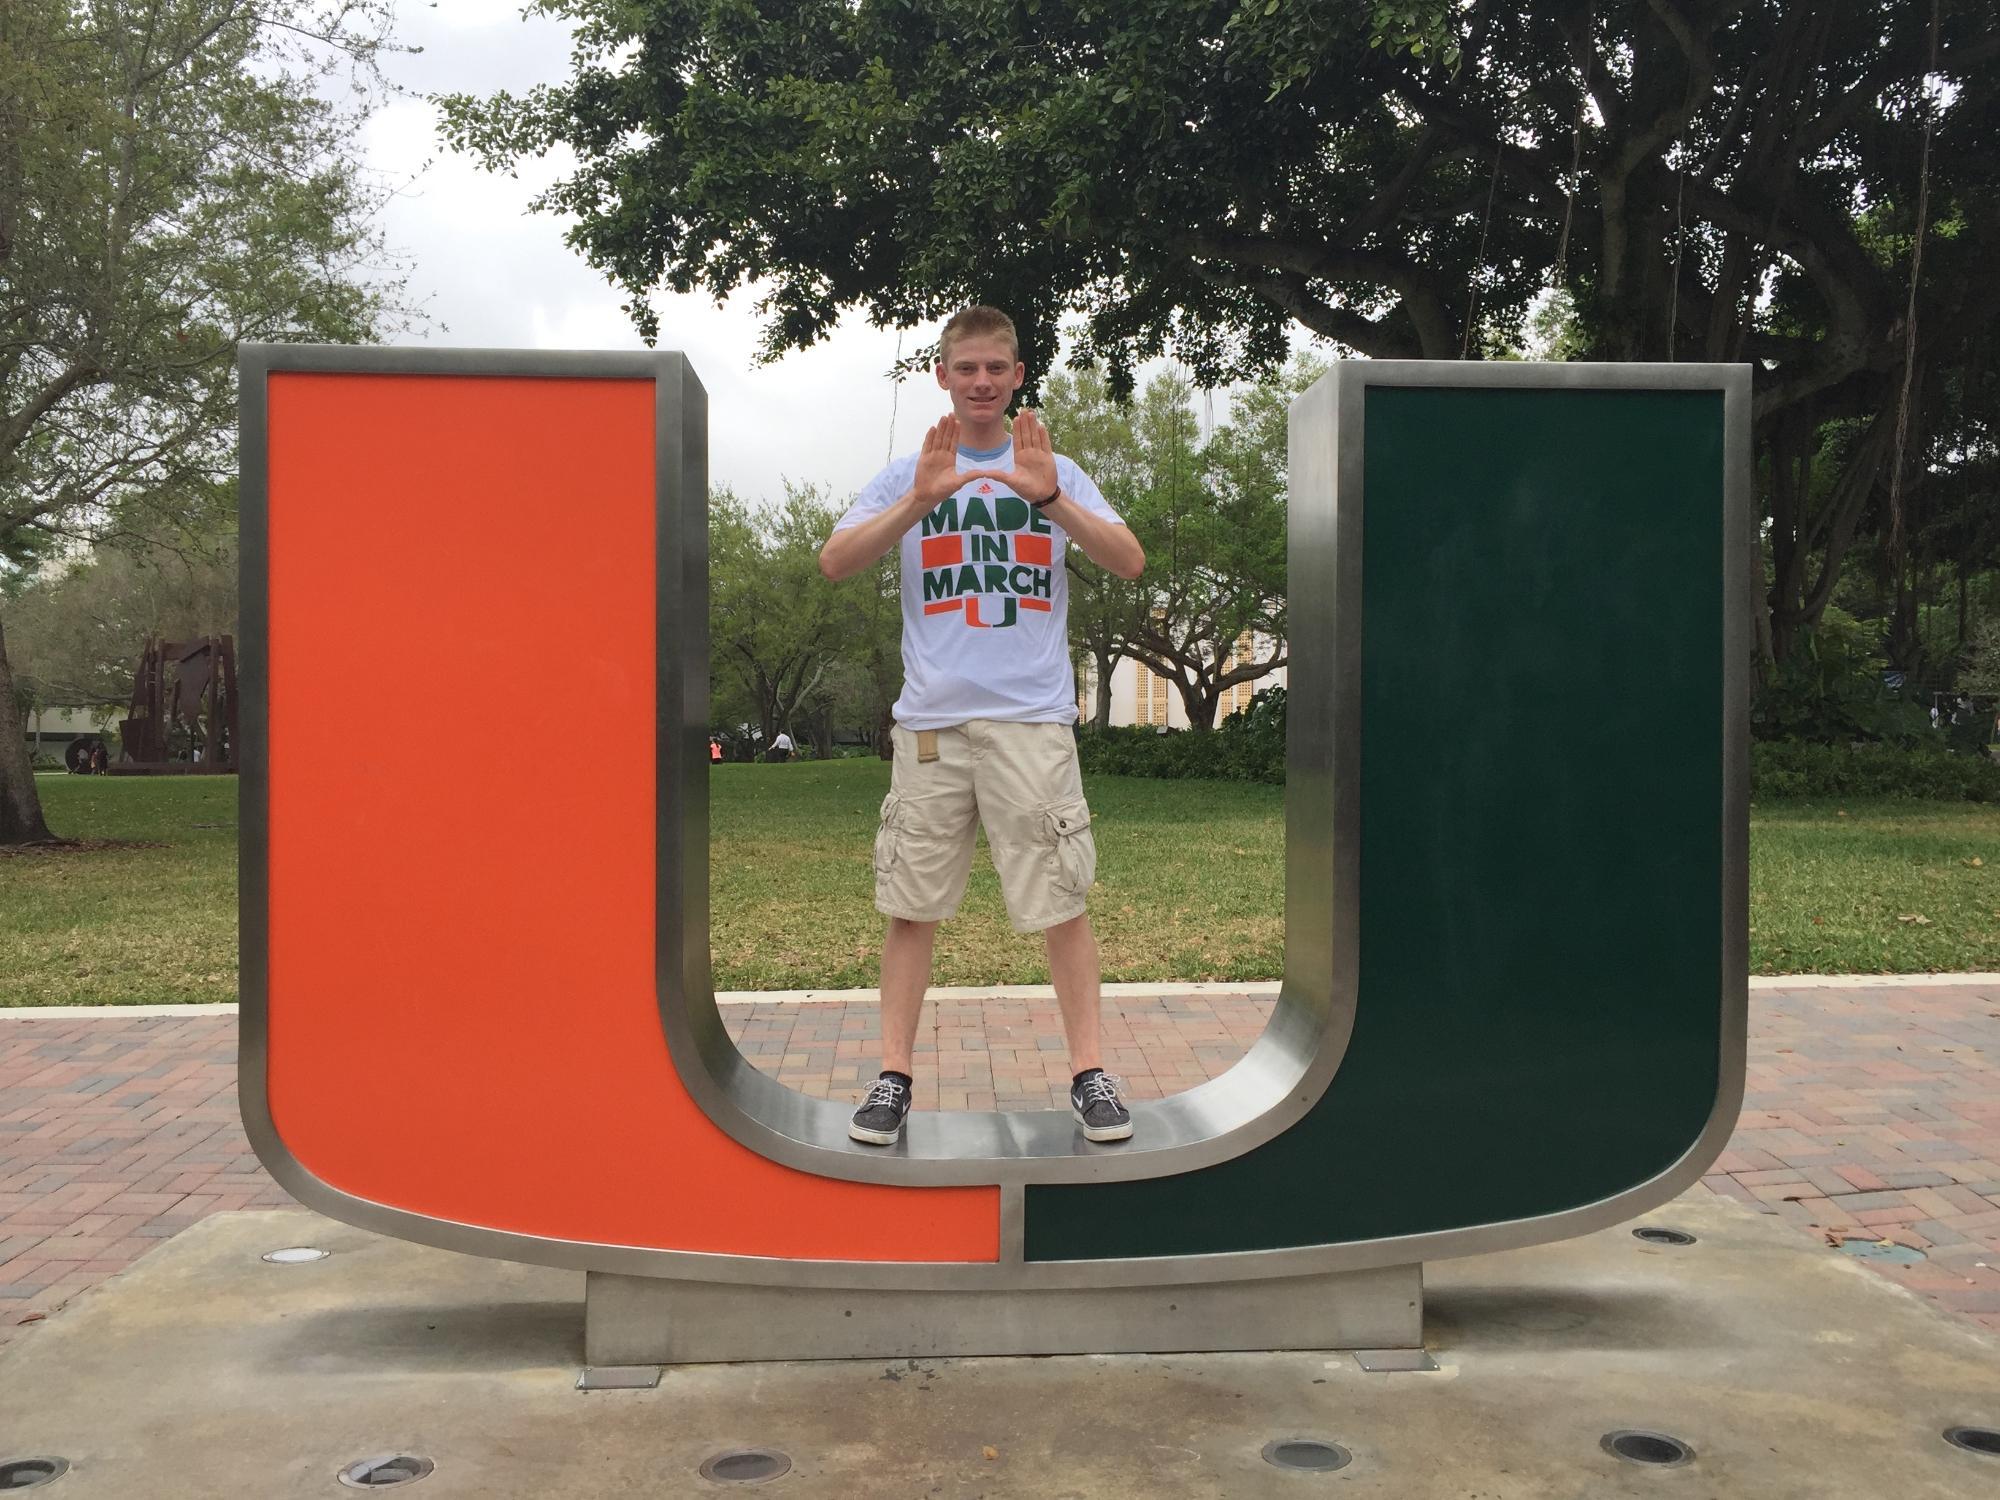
[819, 487, 929, 582]
[819, 415, 968, 583]
[1044, 492, 1145, 579]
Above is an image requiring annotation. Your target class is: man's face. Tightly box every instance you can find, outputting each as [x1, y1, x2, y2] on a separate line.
[936, 334, 1025, 427]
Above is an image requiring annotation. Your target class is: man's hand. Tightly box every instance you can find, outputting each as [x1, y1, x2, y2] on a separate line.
[821, 416, 965, 582]
[961, 408, 1060, 502]
[914, 415, 970, 508]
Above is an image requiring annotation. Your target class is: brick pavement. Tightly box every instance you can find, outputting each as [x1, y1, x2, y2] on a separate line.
[3, 980, 1998, 1351]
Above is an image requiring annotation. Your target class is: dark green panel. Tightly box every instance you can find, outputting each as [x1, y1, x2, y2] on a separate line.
[1026, 384, 1726, 1260]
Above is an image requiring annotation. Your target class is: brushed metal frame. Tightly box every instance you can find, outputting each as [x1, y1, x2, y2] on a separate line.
[239, 349, 1749, 1290]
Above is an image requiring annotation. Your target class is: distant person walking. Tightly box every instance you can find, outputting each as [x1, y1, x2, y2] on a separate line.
[769, 730, 794, 763]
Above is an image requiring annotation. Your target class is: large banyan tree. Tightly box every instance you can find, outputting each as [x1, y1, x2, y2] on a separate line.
[442, 0, 1998, 670]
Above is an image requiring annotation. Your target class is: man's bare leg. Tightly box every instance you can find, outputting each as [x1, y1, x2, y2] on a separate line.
[1044, 912, 1103, 1074]
[1047, 911, 1129, 1139]
[879, 915, 940, 1075]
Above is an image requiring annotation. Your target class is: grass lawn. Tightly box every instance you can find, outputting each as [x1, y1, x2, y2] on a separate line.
[1748, 798, 1998, 975]
[2, 766, 1994, 1004]
[1, 775, 240, 1006]
[710, 760, 1284, 990]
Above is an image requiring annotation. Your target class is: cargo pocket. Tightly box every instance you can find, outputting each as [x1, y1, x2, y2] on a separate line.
[1042, 797, 1096, 897]
[873, 793, 904, 879]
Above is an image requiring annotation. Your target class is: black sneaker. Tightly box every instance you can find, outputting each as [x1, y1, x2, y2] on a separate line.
[1071, 1070, 1132, 1143]
[849, 1074, 913, 1145]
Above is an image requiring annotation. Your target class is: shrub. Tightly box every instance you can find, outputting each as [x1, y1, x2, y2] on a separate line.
[1751, 740, 2000, 802]
[1750, 614, 1926, 747]
[1077, 686, 1286, 784]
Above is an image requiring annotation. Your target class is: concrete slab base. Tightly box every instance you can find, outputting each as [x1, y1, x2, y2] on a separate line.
[2, 1191, 1998, 1497]
[585, 1262, 1423, 1363]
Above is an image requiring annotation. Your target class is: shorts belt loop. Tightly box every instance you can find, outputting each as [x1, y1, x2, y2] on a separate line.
[916, 730, 940, 763]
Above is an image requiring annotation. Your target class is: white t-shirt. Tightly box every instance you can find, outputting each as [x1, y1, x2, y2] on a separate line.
[772, 732, 794, 751]
[833, 440, 1126, 729]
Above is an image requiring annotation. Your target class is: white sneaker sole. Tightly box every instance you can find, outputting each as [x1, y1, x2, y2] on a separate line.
[1073, 1108, 1133, 1143]
[848, 1120, 903, 1145]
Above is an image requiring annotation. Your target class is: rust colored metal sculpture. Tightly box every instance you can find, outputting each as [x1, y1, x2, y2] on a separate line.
[111, 635, 239, 775]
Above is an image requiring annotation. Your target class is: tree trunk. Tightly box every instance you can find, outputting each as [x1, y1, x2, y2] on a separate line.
[1092, 646, 1115, 728]
[1886, 567, 1924, 677]
[1751, 525, 1776, 672]
[755, 685, 777, 753]
[0, 622, 57, 845]
[1177, 680, 1221, 731]
[877, 703, 894, 760]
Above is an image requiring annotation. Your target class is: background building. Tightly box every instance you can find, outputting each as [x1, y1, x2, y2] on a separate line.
[1077, 631, 1286, 729]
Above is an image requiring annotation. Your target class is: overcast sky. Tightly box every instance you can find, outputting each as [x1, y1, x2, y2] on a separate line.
[354, 1, 1041, 510]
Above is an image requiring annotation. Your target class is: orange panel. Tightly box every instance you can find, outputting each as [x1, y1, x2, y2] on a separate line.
[263, 371, 996, 1262]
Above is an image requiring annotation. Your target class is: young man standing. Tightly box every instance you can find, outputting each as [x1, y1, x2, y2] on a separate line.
[818, 306, 1146, 1147]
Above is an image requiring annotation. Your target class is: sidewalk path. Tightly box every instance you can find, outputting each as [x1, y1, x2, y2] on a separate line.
[3, 979, 1997, 1349]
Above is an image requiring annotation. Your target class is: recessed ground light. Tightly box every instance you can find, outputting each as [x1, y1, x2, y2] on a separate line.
[337, 1454, 433, 1488]
[1838, 1239, 1926, 1264]
[1260, 1438, 1351, 1473]
[698, 1449, 792, 1485]
[262, 1246, 330, 1264]
[1601, 1430, 1694, 1466]
[1944, 1426, 2000, 1458]
[0, 1457, 69, 1491]
[1632, 1227, 1696, 1246]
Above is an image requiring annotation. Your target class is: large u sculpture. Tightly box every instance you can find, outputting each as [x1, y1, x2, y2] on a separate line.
[238, 346, 1750, 1363]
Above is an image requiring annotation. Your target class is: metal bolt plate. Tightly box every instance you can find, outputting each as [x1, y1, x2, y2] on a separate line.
[1352, 1348, 1438, 1372]
[577, 1365, 661, 1391]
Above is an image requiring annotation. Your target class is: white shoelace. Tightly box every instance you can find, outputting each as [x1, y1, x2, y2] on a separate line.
[1076, 1073, 1125, 1108]
[860, 1077, 908, 1110]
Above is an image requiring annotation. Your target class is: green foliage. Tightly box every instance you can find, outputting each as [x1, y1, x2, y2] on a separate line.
[0, 0, 408, 570]
[438, 0, 2000, 718]
[1751, 741, 2000, 803]
[436, 0, 1514, 383]
[5, 526, 238, 707]
[0, 0, 410, 840]
[1046, 360, 1299, 730]
[1077, 686, 1286, 783]
[1751, 613, 1927, 747]
[1963, 616, 2000, 698]
[709, 482, 895, 747]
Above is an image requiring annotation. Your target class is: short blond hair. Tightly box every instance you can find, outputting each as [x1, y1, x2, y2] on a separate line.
[938, 305, 1019, 365]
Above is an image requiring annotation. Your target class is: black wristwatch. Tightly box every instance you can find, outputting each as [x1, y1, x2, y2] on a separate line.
[1029, 485, 1061, 510]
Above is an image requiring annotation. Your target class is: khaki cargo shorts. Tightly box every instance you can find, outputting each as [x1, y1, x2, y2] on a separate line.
[874, 720, 1097, 934]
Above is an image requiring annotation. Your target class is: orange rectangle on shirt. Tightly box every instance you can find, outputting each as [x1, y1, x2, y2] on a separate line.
[1021, 598, 1053, 612]
[1014, 534, 1053, 567]
[922, 535, 964, 568]
[924, 598, 964, 615]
